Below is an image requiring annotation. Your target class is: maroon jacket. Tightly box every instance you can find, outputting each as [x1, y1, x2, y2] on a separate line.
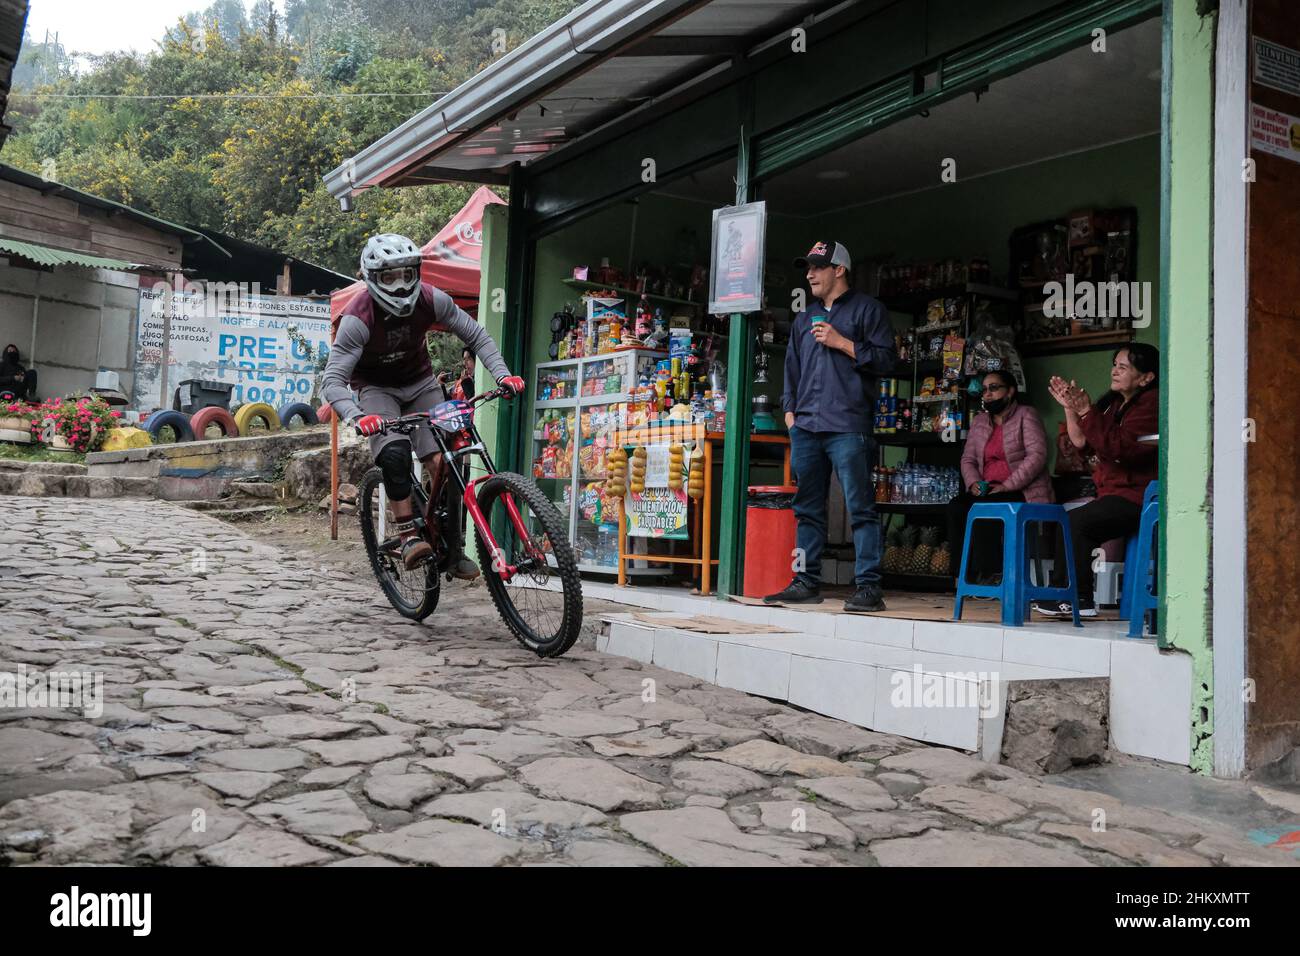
[1078, 386, 1158, 504]
[961, 401, 1053, 503]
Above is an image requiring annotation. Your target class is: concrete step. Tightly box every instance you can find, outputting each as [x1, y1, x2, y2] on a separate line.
[179, 500, 294, 521]
[578, 574, 1194, 768]
[0, 459, 88, 476]
[0, 471, 159, 498]
[229, 480, 286, 499]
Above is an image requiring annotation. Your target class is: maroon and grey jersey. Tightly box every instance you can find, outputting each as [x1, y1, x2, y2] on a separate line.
[321, 283, 510, 422]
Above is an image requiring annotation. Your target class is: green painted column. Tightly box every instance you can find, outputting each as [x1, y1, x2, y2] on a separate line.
[1159, 0, 1215, 772]
[469, 201, 510, 569]
[716, 101, 756, 598]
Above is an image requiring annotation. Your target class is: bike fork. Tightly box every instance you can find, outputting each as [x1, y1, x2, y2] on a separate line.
[463, 479, 534, 580]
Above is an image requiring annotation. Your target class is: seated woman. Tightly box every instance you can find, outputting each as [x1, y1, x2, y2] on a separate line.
[0, 344, 37, 400]
[1034, 343, 1159, 618]
[947, 369, 1052, 582]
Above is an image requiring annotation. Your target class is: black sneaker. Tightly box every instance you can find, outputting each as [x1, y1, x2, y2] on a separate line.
[844, 585, 886, 613]
[450, 556, 480, 581]
[1031, 600, 1097, 619]
[763, 579, 823, 604]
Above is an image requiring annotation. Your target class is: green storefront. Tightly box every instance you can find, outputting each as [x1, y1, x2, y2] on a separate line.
[328, 0, 1271, 777]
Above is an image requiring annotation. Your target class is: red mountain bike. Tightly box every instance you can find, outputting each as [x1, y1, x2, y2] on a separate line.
[354, 386, 582, 658]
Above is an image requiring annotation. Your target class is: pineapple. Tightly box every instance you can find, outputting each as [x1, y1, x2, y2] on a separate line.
[930, 540, 951, 576]
[897, 525, 920, 575]
[883, 527, 903, 574]
[911, 526, 940, 574]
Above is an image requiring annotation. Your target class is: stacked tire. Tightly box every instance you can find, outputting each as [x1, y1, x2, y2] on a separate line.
[232, 402, 281, 436]
[277, 401, 317, 430]
[190, 406, 239, 439]
[143, 410, 195, 444]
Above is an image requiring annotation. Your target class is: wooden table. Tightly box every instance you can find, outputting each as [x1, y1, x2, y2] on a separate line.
[616, 427, 791, 595]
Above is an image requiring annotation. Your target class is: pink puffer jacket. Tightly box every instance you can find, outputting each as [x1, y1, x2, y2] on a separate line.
[960, 402, 1053, 503]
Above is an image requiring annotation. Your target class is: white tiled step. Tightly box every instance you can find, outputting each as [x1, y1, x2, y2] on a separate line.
[598, 617, 1020, 753]
[595, 610, 1192, 767]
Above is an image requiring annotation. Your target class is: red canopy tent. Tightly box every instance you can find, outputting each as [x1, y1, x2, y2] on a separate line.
[329, 185, 506, 323]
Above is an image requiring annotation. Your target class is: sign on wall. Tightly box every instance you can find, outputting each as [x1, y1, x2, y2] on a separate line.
[708, 200, 767, 316]
[1250, 101, 1300, 165]
[1253, 37, 1300, 98]
[133, 282, 332, 410]
[625, 446, 689, 539]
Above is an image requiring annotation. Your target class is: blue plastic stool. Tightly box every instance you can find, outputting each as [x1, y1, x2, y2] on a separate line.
[1125, 481, 1160, 637]
[953, 502, 1082, 627]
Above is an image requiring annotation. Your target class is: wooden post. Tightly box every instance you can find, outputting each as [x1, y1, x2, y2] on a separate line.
[159, 274, 173, 412]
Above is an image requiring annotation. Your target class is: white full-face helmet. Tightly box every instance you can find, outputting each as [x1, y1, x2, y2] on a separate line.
[361, 233, 422, 317]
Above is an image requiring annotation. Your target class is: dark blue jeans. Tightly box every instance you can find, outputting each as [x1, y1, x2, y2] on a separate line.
[789, 426, 882, 589]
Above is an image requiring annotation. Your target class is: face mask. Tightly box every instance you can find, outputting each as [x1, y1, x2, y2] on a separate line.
[984, 396, 1010, 415]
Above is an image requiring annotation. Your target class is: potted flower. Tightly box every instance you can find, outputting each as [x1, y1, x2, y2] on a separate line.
[0, 400, 37, 443]
[30, 395, 121, 454]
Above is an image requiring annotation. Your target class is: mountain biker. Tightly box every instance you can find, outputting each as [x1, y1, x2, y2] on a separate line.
[321, 234, 524, 575]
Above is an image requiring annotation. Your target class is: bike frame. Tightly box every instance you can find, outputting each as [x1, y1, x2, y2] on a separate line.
[377, 389, 540, 583]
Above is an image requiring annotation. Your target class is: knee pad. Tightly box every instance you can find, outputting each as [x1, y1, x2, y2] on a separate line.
[375, 441, 414, 500]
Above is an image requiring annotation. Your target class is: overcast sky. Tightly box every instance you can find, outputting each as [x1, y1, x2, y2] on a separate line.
[25, 0, 278, 56]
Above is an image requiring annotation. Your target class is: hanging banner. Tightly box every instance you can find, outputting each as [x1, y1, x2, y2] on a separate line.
[626, 486, 689, 539]
[1250, 101, 1300, 165]
[708, 200, 767, 316]
[133, 280, 332, 410]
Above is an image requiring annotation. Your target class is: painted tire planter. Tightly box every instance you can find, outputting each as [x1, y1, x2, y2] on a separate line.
[144, 410, 195, 444]
[277, 401, 317, 430]
[190, 406, 239, 439]
[0, 415, 33, 444]
[233, 402, 280, 436]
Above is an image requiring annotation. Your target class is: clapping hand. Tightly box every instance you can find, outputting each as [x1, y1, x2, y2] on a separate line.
[1049, 376, 1091, 416]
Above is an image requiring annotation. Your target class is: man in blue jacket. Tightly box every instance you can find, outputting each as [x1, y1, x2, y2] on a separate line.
[767, 241, 897, 612]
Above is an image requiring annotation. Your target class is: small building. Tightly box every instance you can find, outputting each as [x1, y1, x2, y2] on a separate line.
[326, 0, 1296, 778]
[0, 162, 350, 406]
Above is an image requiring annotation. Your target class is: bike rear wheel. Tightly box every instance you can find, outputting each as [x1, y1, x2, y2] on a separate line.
[474, 471, 582, 658]
[357, 468, 440, 621]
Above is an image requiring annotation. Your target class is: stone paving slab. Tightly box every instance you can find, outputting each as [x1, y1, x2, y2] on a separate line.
[0, 496, 1294, 868]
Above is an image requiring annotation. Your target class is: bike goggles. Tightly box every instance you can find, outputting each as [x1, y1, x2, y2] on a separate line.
[373, 265, 419, 291]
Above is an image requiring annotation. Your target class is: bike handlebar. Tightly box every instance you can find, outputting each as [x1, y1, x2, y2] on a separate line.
[353, 385, 516, 436]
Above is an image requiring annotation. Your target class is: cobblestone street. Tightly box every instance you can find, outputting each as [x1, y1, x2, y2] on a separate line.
[0, 496, 1294, 867]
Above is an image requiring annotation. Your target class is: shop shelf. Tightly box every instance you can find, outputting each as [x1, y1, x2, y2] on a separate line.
[560, 277, 704, 309]
[1018, 329, 1135, 356]
[534, 398, 577, 408]
[879, 282, 1018, 315]
[911, 393, 964, 404]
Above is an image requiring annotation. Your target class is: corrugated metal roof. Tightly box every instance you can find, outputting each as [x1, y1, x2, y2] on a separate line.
[0, 237, 148, 271]
[324, 0, 832, 198]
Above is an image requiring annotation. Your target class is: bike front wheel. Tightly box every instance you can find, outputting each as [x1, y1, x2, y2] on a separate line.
[474, 471, 583, 658]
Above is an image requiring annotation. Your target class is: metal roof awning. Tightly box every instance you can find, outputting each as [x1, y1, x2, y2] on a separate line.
[324, 0, 836, 201]
[0, 237, 154, 272]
